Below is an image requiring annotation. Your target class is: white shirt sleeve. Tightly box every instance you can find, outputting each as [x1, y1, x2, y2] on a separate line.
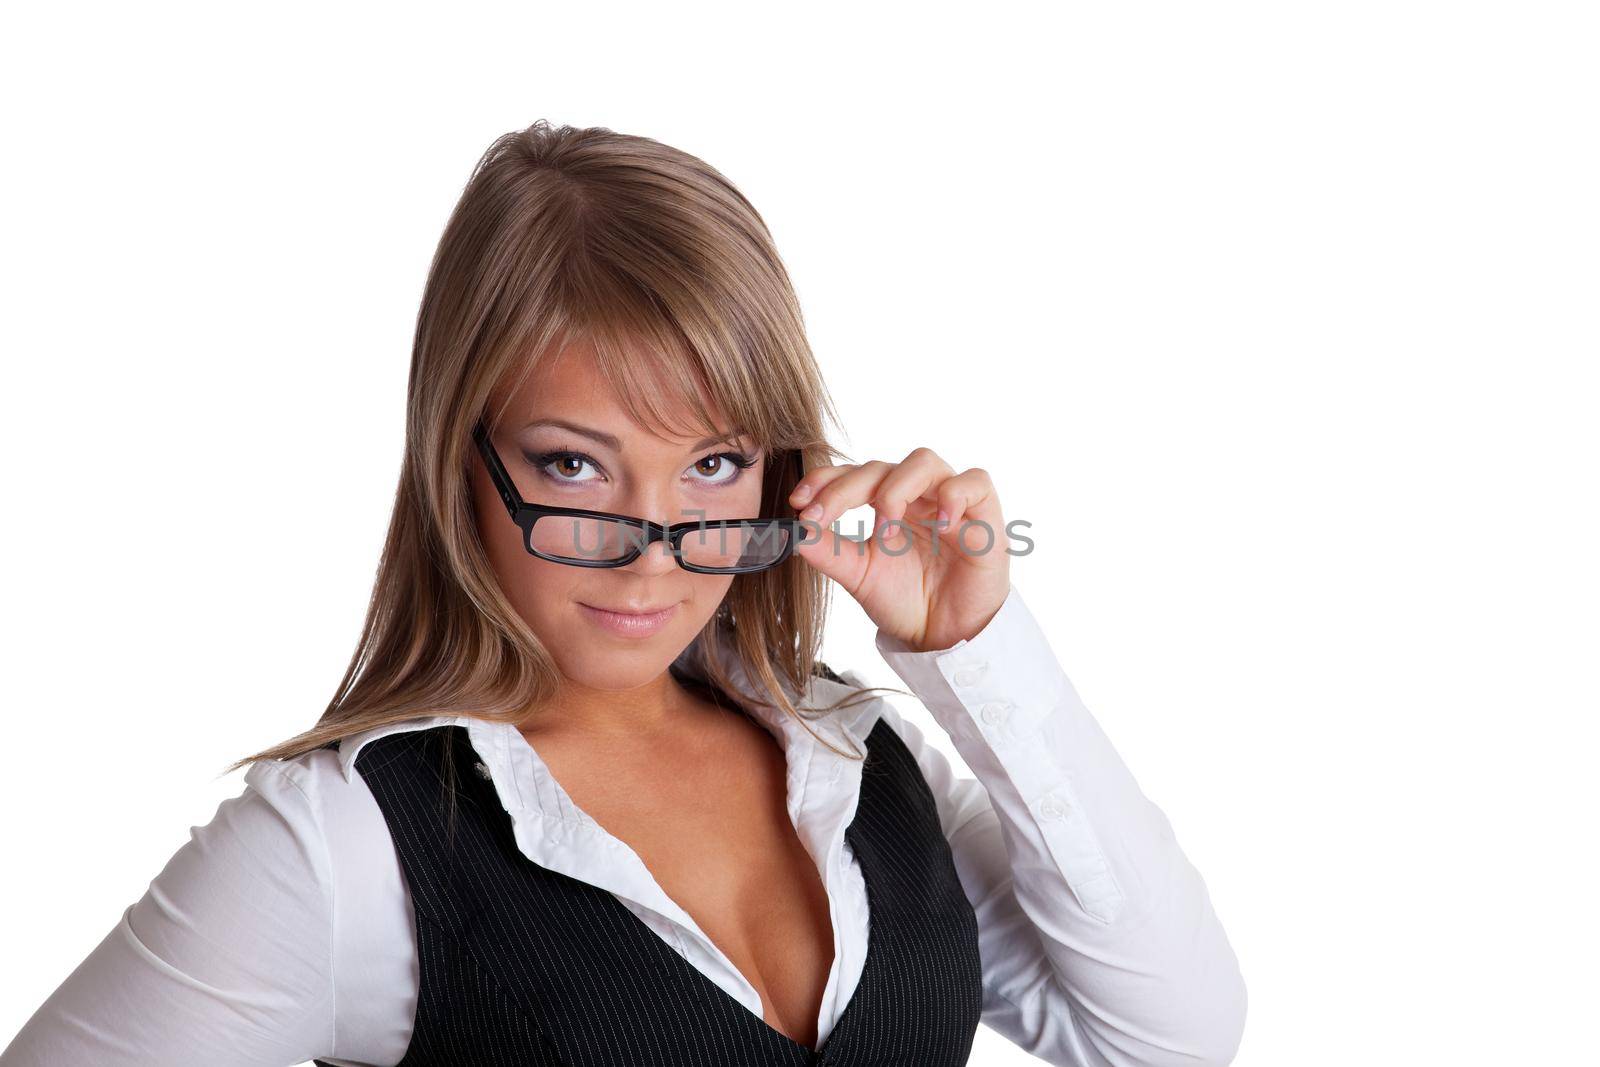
[870, 582, 1248, 1067]
[0, 760, 338, 1067]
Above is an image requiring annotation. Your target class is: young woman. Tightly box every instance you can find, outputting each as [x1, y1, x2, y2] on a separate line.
[2, 122, 1246, 1067]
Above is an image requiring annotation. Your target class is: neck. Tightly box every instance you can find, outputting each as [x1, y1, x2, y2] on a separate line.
[518, 666, 711, 746]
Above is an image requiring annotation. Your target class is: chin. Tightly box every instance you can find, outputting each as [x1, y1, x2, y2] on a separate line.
[541, 608, 702, 683]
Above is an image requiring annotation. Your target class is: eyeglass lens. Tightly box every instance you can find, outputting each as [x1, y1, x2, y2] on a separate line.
[528, 515, 792, 571]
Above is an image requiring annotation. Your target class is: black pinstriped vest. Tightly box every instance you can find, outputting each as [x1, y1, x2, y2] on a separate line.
[315, 702, 983, 1066]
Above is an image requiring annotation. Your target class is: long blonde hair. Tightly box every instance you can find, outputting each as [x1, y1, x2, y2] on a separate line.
[225, 120, 901, 776]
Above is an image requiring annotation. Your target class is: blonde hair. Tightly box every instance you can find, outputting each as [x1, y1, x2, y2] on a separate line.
[225, 120, 905, 777]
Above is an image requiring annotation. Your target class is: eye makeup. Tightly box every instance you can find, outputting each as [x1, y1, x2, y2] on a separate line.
[523, 445, 760, 489]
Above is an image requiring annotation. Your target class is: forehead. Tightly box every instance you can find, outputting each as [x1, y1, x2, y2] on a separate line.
[496, 336, 737, 448]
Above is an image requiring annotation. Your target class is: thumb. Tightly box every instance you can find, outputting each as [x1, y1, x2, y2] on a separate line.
[792, 518, 870, 590]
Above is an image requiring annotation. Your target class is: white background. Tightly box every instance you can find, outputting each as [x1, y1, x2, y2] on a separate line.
[3, 4, 1596, 1064]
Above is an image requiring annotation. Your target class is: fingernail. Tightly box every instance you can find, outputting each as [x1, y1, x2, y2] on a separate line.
[801, 504, 823, 521]
[792, 484, 812, 503]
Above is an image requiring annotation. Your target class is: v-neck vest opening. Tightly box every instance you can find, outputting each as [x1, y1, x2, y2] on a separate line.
[317, 717, 983, 1066]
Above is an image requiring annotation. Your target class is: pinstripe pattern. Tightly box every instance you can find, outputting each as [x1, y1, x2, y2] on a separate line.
[315, 718, 982, 1066]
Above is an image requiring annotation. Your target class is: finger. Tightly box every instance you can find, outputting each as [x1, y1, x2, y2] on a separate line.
[796, 460, 895, 532]
[933, 467, 1005, 559]
[870, 447, 955, 535]
[788, 462, 859, 511]
[792, 512, 872, 593]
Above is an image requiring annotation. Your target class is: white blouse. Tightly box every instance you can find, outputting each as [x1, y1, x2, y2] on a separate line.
[0, 583, 1246, 1067]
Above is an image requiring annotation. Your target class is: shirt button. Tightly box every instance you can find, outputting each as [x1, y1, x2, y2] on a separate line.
[980, 702, 1008, 725]
[473, 761, 492, 780]
[952, 664, 986, 688]
[1037, 794, 1070, 821]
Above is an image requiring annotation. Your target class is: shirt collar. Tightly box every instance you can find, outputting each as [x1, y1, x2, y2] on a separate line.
[334, 625, 881, 788]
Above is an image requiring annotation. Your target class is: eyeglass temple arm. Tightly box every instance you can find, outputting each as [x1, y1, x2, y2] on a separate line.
[474, 422, 525, 519]
[775, 446, 806, 518]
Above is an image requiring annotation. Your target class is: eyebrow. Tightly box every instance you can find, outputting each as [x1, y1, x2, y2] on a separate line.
[521, 418, 752, 454]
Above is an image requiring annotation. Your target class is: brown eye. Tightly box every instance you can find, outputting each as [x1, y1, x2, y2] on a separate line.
[528, 450, 603, 485]
[688, 451, 756, 486]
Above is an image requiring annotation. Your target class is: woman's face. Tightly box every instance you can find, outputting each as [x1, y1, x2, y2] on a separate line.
[470, 339, 767, 694]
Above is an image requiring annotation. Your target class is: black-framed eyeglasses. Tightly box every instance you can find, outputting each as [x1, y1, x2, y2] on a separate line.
[473, 420, 807, 574]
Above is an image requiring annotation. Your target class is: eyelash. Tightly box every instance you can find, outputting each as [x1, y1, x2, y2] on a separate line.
[527, 447, 758, 487]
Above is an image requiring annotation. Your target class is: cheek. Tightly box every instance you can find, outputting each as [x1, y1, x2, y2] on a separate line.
[697, 477, 766, 521]
[470, 464, 582, 617]
[520, 571, 587, 653]
[471, 468, 529, 577]
[690, 571, 737, 612]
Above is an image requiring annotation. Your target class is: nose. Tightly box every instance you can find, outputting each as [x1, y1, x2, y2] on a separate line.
[624, 534, 681, 577]
[632, 491, 704, 529]
[614, 487, 687, 576]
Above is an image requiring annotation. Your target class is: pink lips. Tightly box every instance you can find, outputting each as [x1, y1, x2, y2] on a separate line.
[578, 601, 679, 638]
